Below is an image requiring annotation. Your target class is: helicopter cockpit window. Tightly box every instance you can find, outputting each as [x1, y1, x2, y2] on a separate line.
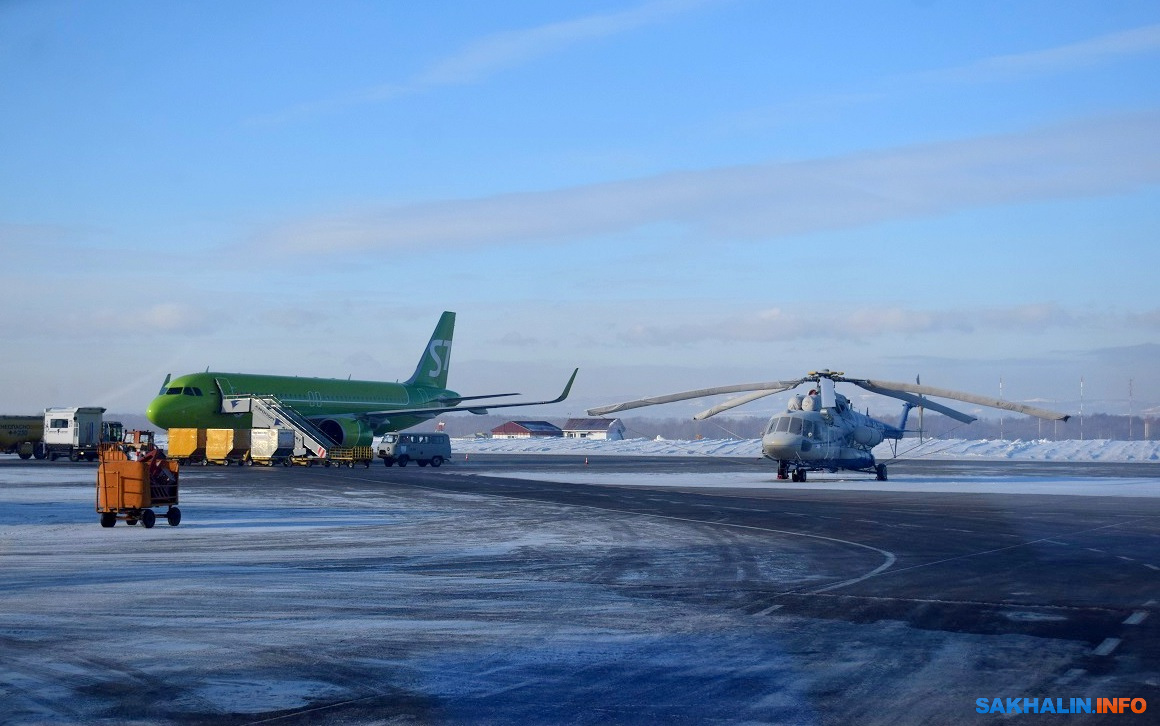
[775, 416, 791, 433]
[789, 417, 803, 435]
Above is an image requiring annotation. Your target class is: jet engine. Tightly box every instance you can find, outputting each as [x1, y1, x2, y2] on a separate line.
[318, 418, 374, 447]
[852, 425, 884, 447]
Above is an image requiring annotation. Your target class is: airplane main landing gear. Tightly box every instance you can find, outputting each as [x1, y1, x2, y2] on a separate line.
[791, 469, 807, 482]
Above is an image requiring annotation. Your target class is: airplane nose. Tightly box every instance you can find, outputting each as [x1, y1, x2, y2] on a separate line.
[146, 395, 183, 428]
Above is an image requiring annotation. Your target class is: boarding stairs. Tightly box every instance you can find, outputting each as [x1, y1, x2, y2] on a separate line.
[220, 395, 337, 459]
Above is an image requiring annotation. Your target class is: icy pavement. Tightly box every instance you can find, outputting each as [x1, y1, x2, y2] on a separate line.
[452, 436, 1160, 462]
[1, 461, 1156, 724]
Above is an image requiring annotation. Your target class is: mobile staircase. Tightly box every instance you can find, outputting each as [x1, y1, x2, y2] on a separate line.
[220, 395, 337, 460]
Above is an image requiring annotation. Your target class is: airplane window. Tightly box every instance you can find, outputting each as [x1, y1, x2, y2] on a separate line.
[166, 387, 182, 395]
[183, 387, 196, 396]
[789, 417, 803, 434]
[192, 388, 203, 396]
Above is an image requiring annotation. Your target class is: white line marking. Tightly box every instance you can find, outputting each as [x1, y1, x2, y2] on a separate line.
[1145, 564, 1160, 571]
[1092, 638, 1121, 656]
[755, 604, 783, 616]
[1123, 611, 1149, 625]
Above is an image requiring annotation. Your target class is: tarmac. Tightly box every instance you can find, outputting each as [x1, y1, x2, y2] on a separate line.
[1, 454, 1157, 724]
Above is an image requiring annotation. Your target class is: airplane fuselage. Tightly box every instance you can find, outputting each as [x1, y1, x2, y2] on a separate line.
[146, 372, 460, 441]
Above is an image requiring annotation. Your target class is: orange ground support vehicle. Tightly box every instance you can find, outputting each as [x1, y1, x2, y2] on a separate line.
[96, 444, 181, 528]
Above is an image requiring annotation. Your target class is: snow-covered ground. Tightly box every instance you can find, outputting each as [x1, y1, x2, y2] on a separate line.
[452, 436, 1160, 462]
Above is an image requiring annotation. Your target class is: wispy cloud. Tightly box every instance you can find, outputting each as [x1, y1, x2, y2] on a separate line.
[258, 111, 1160, 252]
[252, 0, 712, 124]
[921, 23, 1160, 83]
[612, 302, 1148, 347]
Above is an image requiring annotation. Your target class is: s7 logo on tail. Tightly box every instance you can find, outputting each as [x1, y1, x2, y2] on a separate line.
[428, 340, 452, 378]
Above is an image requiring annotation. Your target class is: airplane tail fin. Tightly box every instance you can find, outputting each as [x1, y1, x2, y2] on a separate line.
[406, 311, 456, 388]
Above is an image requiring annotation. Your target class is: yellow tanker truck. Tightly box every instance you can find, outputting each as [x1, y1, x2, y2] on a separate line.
[0, 415, 43, 459]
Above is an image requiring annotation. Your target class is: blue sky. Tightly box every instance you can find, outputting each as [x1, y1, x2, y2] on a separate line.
[3, 1, 1159, 424]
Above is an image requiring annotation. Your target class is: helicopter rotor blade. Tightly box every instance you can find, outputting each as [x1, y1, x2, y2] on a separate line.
[693, 388, 790, 420]
[850, 381, 977, 423]
[855, 378, 1071, 421]
[587, 378, 807, 416]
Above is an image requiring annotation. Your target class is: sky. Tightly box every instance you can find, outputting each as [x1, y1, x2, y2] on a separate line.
[2, 0, 1159, 425]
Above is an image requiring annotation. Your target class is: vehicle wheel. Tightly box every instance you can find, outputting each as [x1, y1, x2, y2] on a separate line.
[167, 507, 182, 526]
[34, 443, 48, 460]
[382, 458, 393, 467]
[18, 451, 31, 460]
[417, 460, 428, 467]
[876, 464, 888, 481]
[69, 451, 80, 462]
[126, 517, 138, 526]
[397, 457, 408, 467]
[324, 460, 331, 468]
[141, 509, 156, 528]
[430, 456, 443, 468]
[363, 460, 371, 468]
[100, 512, 116, 528]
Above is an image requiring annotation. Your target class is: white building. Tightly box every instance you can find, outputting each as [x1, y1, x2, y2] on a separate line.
[562, 418, 625, 441]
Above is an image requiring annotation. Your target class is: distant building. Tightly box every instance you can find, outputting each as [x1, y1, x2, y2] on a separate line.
[562, 417, 625, 441]
[490, 421, 563, 439]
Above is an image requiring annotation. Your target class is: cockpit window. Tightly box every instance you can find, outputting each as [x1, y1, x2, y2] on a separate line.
[182, 387, 203, 396]
[789, 417, 802, 435]
[166, 387, 182, 395]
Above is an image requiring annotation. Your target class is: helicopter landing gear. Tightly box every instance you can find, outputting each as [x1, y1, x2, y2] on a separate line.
[875, 463, 888, 481]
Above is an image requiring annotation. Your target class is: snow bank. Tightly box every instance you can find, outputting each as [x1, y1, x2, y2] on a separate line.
[451, 437, 1160, 462]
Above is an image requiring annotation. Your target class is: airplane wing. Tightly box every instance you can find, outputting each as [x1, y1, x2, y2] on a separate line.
[319, 369, 579, 429]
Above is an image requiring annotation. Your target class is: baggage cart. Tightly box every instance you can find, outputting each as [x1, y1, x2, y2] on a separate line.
[326, 446, 374, 468]
[96, 444, 181, 528]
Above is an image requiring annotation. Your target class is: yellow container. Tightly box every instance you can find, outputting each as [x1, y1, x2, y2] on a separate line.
[206, 428, 251, 465]
[167, 428, 207, 463]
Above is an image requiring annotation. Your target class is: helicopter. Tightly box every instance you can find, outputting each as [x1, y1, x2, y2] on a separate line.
[587, 369, 1071, 482]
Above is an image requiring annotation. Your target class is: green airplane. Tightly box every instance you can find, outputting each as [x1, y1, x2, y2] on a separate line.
[145, 311, 577, 446]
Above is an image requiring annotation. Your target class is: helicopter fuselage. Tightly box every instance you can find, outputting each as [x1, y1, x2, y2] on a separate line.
[760, 392, 903, 481]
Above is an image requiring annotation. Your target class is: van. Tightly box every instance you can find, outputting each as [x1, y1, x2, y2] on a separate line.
[378, 432, 451, 467]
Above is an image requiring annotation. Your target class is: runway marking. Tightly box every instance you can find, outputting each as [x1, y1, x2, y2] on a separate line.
[755, 604, 783, 616]
[778, 592, 1127, 615]
[1123, 611, 1149, 625]
[840, 517, 1158, 585]
[1118, 556, 1136, 562]
[1146, 564, 1160, 571]
[1092, 638, 1121, 656]
[373, 473, 898, 598]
